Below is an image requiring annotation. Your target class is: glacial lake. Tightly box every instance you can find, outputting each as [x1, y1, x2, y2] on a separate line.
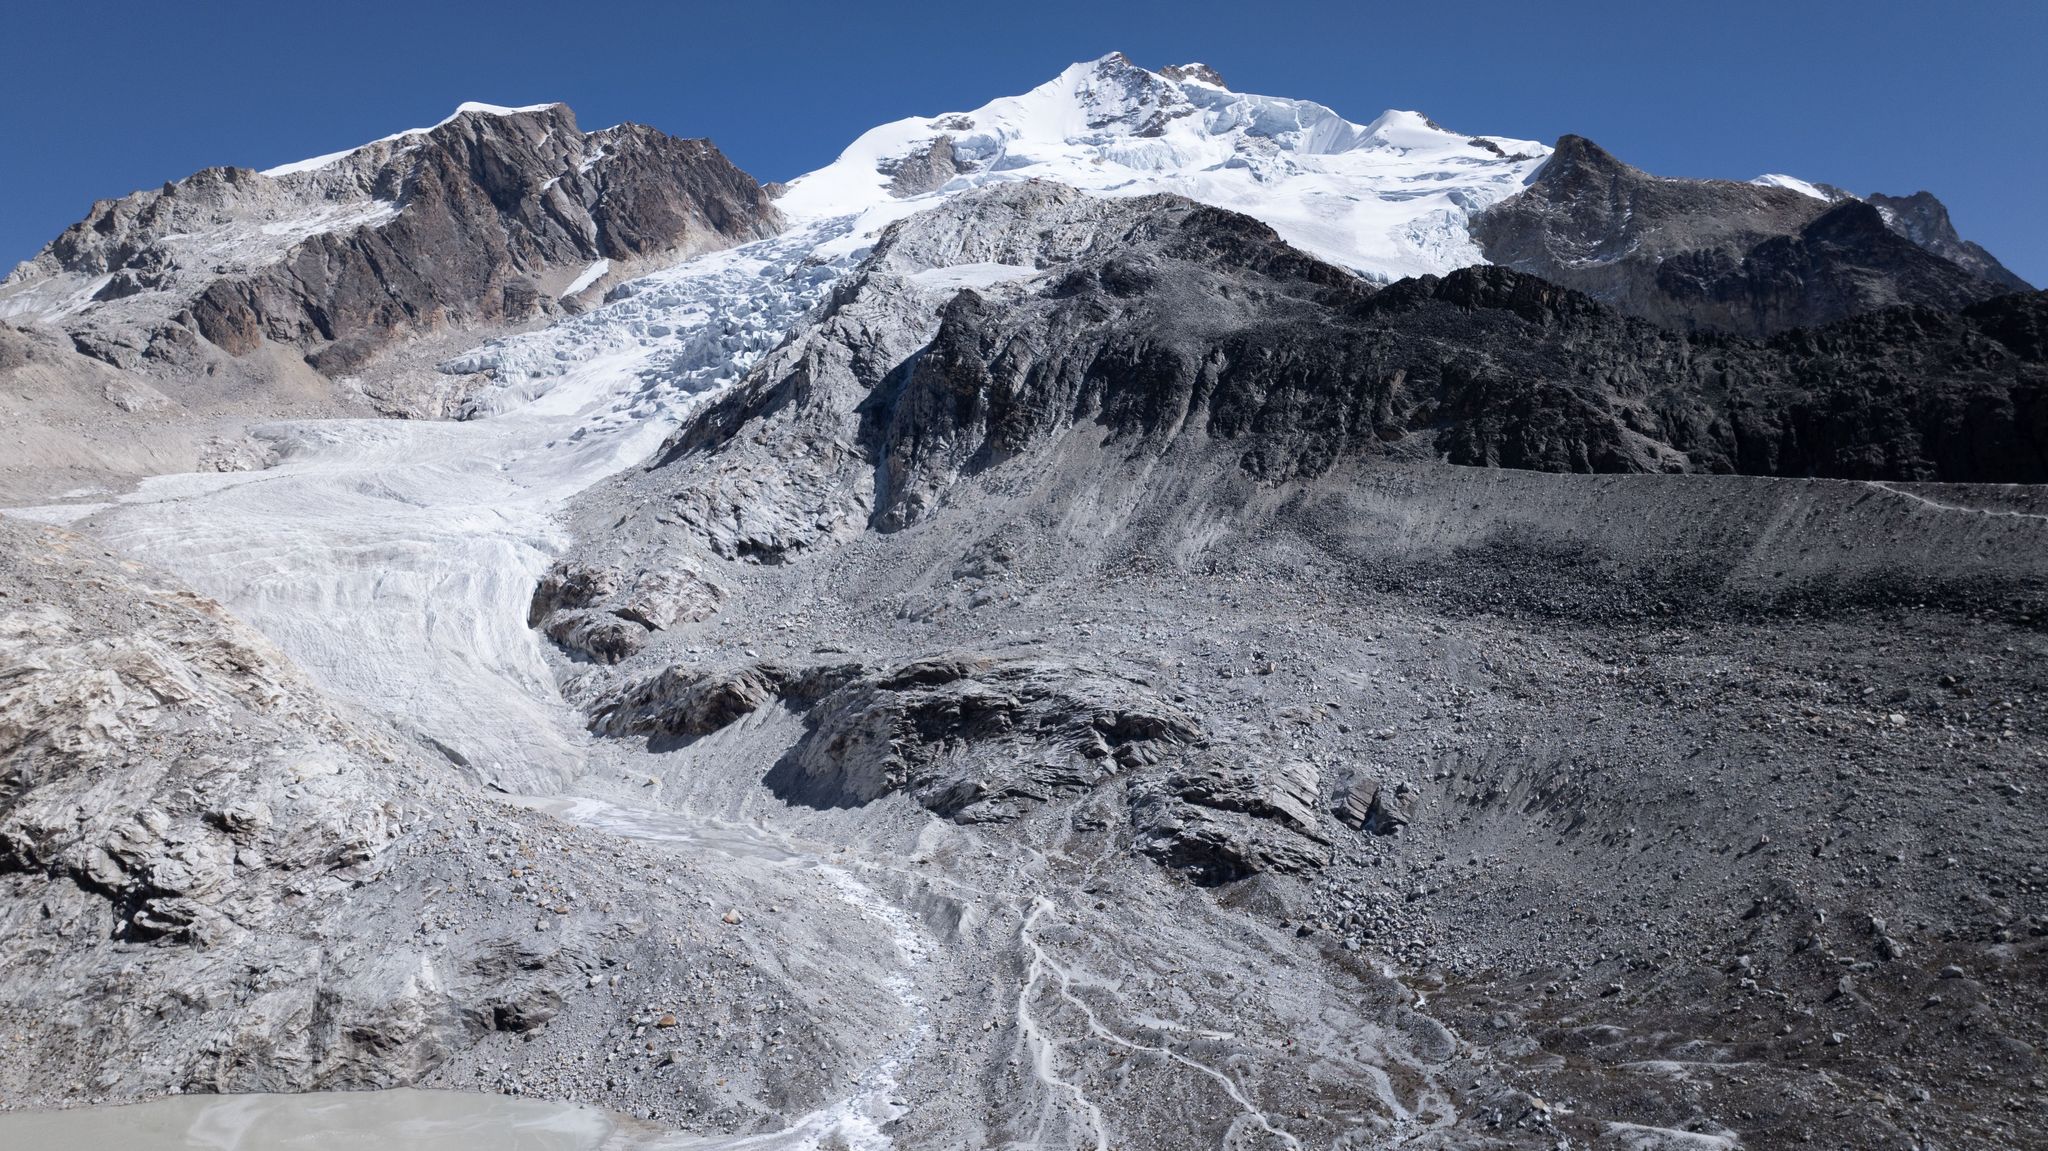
[0, 1089, 641, 1150]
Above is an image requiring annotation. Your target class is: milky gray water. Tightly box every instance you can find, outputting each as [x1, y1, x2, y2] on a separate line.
[0, 1089, 642, 1150]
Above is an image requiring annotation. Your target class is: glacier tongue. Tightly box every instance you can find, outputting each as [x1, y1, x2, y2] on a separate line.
[65, 222, 861, 788]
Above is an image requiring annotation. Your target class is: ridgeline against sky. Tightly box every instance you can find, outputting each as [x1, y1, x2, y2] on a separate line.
[3, 0, 2044, 284]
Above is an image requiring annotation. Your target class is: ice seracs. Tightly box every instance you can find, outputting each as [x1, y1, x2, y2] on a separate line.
[774, 51, 1551, 281]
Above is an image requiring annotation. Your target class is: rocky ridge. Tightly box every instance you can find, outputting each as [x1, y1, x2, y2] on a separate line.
[1, 103, 780, 376]
[1475, 134, 2031, 337]
[596, 183, 2045, 593]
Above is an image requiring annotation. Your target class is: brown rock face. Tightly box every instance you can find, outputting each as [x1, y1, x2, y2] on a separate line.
[15, 104, 783, 374]
[882, 136, 971, 198]
[200, 106, 781, 372]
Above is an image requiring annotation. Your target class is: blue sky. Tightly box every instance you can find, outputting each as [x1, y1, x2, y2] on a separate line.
[3, 0, 2042, 285]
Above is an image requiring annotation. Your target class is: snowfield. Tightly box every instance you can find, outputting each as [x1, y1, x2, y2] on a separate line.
[777, 53, 1551, 282]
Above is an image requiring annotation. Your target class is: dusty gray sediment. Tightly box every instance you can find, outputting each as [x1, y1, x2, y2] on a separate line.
[515, 186, 2048, 1148]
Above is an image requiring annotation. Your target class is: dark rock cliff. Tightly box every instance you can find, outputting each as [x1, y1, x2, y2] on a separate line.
[638, 188, 2043, 570]
[860, 203, 2045, 519]
[1473, 134, 2023, 338]
[1868, 190, 2034, 293]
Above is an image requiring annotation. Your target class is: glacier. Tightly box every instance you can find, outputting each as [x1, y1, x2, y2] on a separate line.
[21, 52, 1560, 787]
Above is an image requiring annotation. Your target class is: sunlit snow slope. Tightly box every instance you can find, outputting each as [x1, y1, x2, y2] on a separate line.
[13, 54, 1560, 785]
[776, 52, 1550, 280]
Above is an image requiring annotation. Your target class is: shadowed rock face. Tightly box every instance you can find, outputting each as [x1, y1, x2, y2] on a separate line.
[858, 195, 2047, 512]
[1473, 134, 2025, 337]
[5, 104, 781, 374]
[1870, 190, 2035, 293]
[1645, 198, 2017, 337]
[591, 650, 1198, 824]
[627, 186, 2043, 584]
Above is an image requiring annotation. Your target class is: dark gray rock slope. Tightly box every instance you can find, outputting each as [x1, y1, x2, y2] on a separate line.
[530, 186, 2047, 1149]
[1474, 134, 2030, 337]
[673, 186, 2046, 546]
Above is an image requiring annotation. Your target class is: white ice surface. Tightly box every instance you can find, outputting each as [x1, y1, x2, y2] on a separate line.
[1751, 173, 1832, 201]
[774, 53, 1551, 282]
[71, 223, 857, 787]
[561, 258, 612, 298]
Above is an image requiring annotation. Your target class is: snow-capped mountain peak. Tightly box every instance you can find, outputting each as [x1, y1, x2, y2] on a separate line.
[775, 52, 1551, 281]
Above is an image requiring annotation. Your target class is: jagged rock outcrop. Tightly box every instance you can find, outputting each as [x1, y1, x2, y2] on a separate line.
[591, 659, 863, 740]
[582, 632, 1345, 887]
[1131, 756, 1332, 884]
[1332, 776, 1415, 835]
[881, 136, 974, 197]
[1644, 198, 2015, 336]
[1869, 190, 2034, 293]
[1130, 757, 1335, 880]
[1, 103, 781, 373]
[768, 654, 1198, 819]
[1158, 62, 1227, 88]
[593, 649, 1198, 823]
[1473, 134, 2022, 336]
[527, 557, 724, 664]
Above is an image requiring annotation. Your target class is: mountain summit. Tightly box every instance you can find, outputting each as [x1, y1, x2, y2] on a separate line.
[775, 51, 1551, 281]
